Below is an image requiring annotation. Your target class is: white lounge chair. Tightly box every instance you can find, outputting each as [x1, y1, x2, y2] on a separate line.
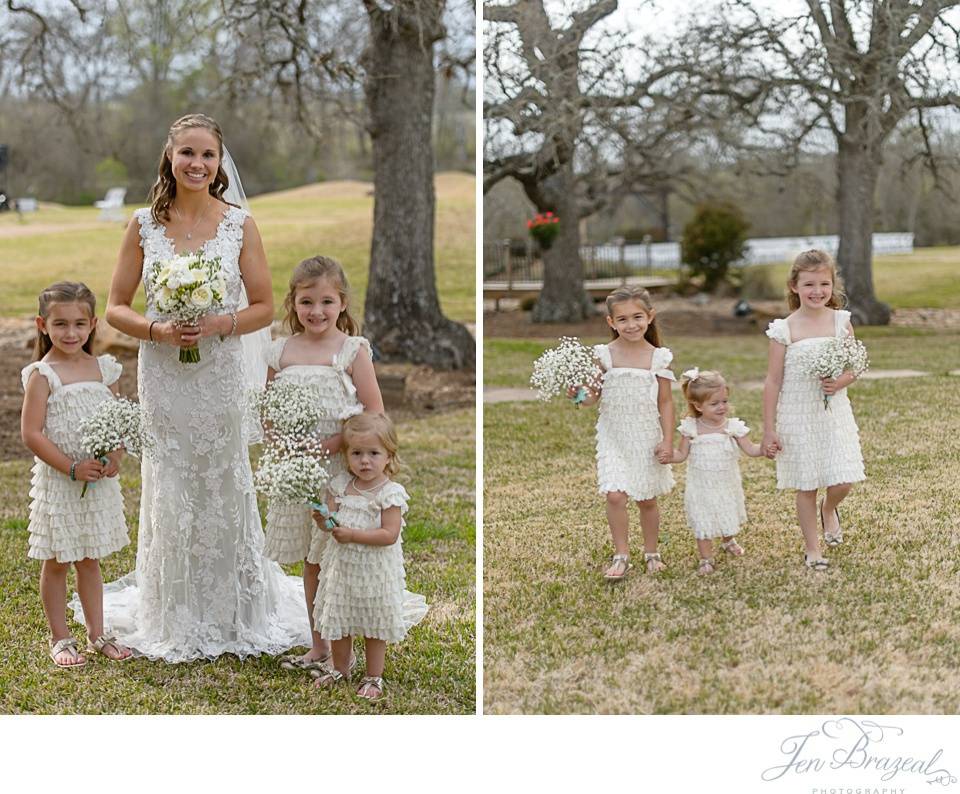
[95, 187, 127, 221]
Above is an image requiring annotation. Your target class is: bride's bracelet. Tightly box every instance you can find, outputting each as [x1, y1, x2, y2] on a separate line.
[220, 312, 238, 341]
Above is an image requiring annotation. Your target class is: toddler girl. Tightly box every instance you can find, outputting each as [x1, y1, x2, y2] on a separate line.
[762, 250, 866, 570]
[311, 412, 428, 701]
[577, 286, 675, 580]
[672, 368, 763, 575]
[20, 282, 131, 667]
[264, 256, 384, 672]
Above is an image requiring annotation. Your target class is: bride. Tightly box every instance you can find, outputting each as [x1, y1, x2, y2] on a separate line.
[77, 113, 310, 662]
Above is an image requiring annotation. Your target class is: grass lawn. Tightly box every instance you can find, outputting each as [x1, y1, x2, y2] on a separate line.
[0, 408, 475, 714]
[483, 331, 960, 713]
[0, 172, 475, 324]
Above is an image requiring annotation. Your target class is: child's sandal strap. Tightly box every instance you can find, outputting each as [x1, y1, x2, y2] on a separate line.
[357, 676, 385, 700]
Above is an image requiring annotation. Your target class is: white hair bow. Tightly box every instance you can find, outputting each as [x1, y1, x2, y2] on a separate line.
[682, 367, 700, 382]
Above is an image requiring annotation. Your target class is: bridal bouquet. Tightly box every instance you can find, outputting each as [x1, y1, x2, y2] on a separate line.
[530, 336, 603, 404]
[803, 336, 869, 409]
[78, 397, 150, 497]
[147, 252, 226, 363]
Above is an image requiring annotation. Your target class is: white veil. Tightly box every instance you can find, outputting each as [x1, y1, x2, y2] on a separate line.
[221, 146, 271, 444]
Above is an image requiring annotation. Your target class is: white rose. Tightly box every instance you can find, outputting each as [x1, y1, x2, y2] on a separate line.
[187, 268, 205, 285]
[191, 285, 213, 309]
[158, 285, 174, 308]
[155, 264, 173, 286]
[212, 276, 227, 297]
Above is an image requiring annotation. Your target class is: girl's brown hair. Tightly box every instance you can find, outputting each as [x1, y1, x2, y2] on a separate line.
[786, 249, 847, 311]
[148, 114, 231, 224]
[604, 285, 661, 345]
[680, 369, 728, 418]
[342, 412, 403, 478]
[34, 281, 97, 360]
[283, 255, 361, 336]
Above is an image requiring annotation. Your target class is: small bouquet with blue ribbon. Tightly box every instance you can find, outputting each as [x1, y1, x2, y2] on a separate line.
[530, 336, 603, 404]
[78, 397, 149, 498]
[310, 501, 339, 531]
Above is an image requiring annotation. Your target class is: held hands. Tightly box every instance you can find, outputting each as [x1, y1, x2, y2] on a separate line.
[653, 441, 672, 464]
[761, 432, 782, 459]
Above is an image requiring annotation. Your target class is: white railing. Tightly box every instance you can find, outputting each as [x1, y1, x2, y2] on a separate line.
[583, 232, 915, 270]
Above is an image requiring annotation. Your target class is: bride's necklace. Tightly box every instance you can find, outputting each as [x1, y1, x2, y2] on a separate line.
[173, 203, 210, 240]
[697, 416, 726, 431]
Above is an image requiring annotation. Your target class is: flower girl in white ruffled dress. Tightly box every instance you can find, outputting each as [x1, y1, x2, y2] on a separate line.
[575, 286, 676, 580]
[671, 368, 764, 575]
[20, 282, 132, 667]
[311, 412, 427, 701]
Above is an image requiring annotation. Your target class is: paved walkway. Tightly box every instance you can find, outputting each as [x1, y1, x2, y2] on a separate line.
[484, 369, 940, 403]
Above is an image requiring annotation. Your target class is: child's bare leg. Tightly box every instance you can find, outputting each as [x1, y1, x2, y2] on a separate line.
[796, 489, 820, 556]
[302, 561, 330, 662]
[75, 557, 129, 660]
[358, 638, 387, 699]
[637, 498, 660, 554]
[696, 538, 714, 559]
[822, 483, 852, 536]
[605, 491, 629, 555]
[41, 559, 84, 666]
[331, 636, 354, 675]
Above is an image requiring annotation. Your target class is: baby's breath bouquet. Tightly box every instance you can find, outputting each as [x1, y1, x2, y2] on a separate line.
[530, 336, 603, 404]
[255, 380, 326, 439]
[147, 252, 226, 363]
[803, 336, 869, 409]
[78, 397, 150, 497]
[253, 379, 333, 512]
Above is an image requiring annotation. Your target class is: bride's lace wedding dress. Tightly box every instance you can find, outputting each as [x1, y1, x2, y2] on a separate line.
[71, 204, 310, 662]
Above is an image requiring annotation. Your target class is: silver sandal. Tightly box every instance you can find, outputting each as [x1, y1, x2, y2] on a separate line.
[356, 676, 385, 701]
[719, 538, 745, 557]
[820, 499, 844, 547]
[603, 553, 631, 581]
[804, 553, 829, 572]
[49, 637, 86, 669]
[86, 634, 131, 661]
[644, 551, 666, 573]
[697, 557, 716, 575]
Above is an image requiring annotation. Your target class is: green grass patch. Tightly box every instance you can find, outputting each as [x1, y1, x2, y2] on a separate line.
[0, 173, 474, 323]
[1, 408, 475, 714]
[483, 332, 960, 713]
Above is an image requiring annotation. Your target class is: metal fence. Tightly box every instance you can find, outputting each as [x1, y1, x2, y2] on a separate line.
[484, 232, 915, 285]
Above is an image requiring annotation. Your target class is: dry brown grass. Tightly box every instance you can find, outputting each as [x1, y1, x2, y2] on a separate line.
[483, 333, 960, 714]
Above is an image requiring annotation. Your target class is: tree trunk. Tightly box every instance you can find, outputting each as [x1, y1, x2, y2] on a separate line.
[531, 161, 593, 322]
[361, 1, 475, 370]
[835, 138, 891, 326]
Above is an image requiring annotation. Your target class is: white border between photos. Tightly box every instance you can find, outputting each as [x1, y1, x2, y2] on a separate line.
[475, 0, 484, 719]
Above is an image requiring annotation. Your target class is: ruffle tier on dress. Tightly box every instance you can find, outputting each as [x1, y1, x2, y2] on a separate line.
[313, 473, 428, 644]
[21, 357, 129, 563]
[261, 335, 370, 564]
[766, 311, 866, 491]
[593, 344, 675, 501]
[678, 416, 749, 539]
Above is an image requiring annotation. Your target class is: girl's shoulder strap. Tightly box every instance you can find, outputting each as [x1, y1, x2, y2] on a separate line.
[377, 480, 409, 514]
[765, 318, 791, 346]
[651, 347, 676, 381]
[677, 416, 698, 439]
[834, 309, 852, 336]
[726, 417, 750, 438]
[97, 354, 123, 387]
[592, 343, 612, 371]
[336, 335, 371, 369]
[21, 361, 62, 393]
[264, 335, 288, 371]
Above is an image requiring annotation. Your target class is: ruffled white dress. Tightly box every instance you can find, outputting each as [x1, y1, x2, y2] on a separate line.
[71, 205, 311, 662]
[678, 417, 749, 539]
[22, 356, 129, 562]
[766, 310, 866, 491]
[262, 335, 369, 564]
[593, 344, 675, 501]
[313, 473, 428, 643]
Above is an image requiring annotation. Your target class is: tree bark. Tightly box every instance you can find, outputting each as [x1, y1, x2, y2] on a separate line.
[530, 161, 593, 322]
[361, 1, 475, 370]
[835, 136, 891, 325]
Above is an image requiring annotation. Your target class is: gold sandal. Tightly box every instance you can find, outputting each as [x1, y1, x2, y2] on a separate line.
[86, 634, 132, 661]
[603, 553, 631, 581]
[697, 557, 716, 576]
[49, 637, 86, 669]
[644, 551, 666, 573]
[356, 676, 385, 702]
[720, 538, 744, 557]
